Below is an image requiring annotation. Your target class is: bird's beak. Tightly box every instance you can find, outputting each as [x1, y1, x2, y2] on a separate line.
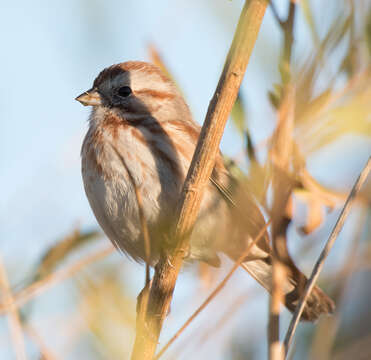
[75, 89, 102, 106]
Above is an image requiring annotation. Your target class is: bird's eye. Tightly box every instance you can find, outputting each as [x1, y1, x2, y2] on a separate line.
[117, 86, 132, 97]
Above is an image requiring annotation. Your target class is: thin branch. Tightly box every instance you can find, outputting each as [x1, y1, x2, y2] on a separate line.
[282, 1, 296, 72]
[0, 255, 28, 360]
[284, 156, 371, 356]
[154, 221, 271, 359]
[131, 2, 268, 358]
[270, 0, 297, 84]
[270, 1, 284, 26]
[0, 246, 114, 314]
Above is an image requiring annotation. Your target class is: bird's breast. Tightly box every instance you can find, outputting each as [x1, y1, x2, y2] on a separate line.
[81, 124, 183, 261]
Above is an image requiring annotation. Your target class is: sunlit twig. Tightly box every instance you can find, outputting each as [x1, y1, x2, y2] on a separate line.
[284, 156, 371, 356]
[309, 208, 368, 358]
[0, 246, 114, 314]
[0, 255, 28, 360]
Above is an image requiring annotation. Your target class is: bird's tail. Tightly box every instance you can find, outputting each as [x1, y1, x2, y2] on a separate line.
[241, 257, 335, 321]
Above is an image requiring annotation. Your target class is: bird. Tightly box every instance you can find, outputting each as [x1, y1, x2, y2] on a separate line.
[76, 61, 334, 321]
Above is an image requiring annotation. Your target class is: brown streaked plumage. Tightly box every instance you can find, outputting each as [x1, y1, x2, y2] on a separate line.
[77, 61, 335, 321]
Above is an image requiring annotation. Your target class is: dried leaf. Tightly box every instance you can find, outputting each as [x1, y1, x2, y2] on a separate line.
[33, 229, 101, 282]
[231, 92, 246, 136]
[300, 0, 320, 47]
[268, 83, 284, 109]
[148, 43, 183, 95]
[296, 88, 333, 126]
[285, 168, 345, 234]
[295, 9, 354, 124]
[247, 161, 270, 206]
[245, 131, 257, 163]
[269, 85, 295, 170]
[293, 189, 325, 234]
[299, 86, 371, 153]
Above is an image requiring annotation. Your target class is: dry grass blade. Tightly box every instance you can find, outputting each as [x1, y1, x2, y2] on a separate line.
[300, 0, 320, 47]
[309, 213, 365, 360]
[8, 229, 101, 296]
[0, 246, 114, 315]
[0, 255, 28, 360]
[131, 2, 268, 359]
[154, 221, 271, 360]
[148, 44, 174, 82]
[34, 229, 101, 281]
[284, 156, 371, 356]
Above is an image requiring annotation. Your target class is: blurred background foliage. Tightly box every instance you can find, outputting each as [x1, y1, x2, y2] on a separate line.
[0, 0, 370, 359]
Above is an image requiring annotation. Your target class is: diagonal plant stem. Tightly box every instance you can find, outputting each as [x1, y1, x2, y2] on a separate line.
[0, 255, 28, 360]
[0, 246, 114, 315]
[308, 211, 365, 360]
[131, 1, 268, 359]
[284, 155, 371, 357]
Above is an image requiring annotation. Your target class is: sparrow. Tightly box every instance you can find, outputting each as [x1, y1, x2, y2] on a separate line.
[76, 61, 334, 321]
